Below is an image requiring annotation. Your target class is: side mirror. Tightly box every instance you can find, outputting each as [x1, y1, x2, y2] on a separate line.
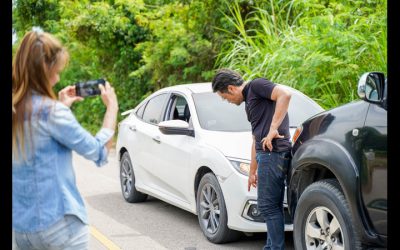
[158, 120, 195, 137]
[357, 72, 385, 103]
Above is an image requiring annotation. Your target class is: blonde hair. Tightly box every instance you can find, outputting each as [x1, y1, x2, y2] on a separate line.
[12, 30, 69, 160]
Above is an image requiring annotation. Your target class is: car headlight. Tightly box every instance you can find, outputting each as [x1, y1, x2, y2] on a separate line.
[227, 158, 250, 176]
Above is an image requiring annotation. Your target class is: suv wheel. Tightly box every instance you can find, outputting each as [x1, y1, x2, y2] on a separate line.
[120, 152, 148, 203]
[293, 179, 361, 250]
[196, 173, 241, 243]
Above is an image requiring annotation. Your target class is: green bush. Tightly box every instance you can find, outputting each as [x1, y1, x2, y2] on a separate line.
[217, 0, 386, 109]
[13, 0, 387, 132]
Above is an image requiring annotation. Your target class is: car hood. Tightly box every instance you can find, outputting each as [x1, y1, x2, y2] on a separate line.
[200, 128, 296, 160]
[200, 130, 253, 160]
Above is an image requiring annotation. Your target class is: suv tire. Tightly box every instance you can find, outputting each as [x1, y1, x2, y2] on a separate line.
[293, 179, 361, 250]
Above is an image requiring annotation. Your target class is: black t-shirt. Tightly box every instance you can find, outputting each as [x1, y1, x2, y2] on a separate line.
[242, 78, 291, 153]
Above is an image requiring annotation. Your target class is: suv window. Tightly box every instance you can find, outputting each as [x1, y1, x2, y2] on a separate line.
[142, 94, 168, 124]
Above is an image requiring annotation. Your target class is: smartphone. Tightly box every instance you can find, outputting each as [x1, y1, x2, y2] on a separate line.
[75, 79, 106, 97]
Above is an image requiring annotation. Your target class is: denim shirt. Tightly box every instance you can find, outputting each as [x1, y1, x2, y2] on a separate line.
[12, 94, 114, 233]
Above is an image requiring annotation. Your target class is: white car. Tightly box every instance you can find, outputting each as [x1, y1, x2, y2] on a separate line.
[116, 83, 323, 243]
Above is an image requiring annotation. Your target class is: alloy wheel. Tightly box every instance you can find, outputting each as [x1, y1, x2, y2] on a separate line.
[121, 158, 133, 198]
[305, 206, 344, 250]
[199, 183, 221, 234]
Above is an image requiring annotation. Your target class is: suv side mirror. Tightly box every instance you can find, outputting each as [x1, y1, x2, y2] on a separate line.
[357, 72, 385, 103]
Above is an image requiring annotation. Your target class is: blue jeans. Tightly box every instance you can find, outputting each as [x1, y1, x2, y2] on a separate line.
[256, 151, 291, 250]
[14, 215, 89, 250]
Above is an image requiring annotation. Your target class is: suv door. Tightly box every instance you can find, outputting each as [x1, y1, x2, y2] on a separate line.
[360, 101, 387, 236]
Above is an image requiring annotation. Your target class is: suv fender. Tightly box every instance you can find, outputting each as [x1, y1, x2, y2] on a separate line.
[288, 138, 382, 245]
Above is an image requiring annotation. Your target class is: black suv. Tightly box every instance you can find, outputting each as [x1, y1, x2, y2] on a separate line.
[288, 72, 387, 249]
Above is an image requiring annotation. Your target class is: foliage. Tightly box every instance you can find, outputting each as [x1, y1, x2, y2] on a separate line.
[12, 0, 387, 132]
[131, 0, 234, 91]
[217, 0, 386, 109]
[57, 0, 150, 130]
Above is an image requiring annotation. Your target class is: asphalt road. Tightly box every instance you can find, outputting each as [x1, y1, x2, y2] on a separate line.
[73, 149, 295, 250]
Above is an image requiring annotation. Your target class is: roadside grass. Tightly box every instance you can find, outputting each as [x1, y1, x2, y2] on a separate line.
[216, 0, 386, 109]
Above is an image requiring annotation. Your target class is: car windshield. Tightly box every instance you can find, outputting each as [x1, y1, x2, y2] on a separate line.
[192, 91, 323, 132]
[193, 92, 250, 132]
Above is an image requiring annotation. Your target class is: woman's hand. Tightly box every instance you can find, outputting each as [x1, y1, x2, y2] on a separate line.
[58, 86, 84, 107]
[99, 81, 119, 151]
[99, 81, 118, 111]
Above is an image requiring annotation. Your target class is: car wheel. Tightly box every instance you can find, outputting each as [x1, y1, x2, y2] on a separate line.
[293, 179, 361, 250]
[120, 152, 147, 203]
[196, 173, 241, 243]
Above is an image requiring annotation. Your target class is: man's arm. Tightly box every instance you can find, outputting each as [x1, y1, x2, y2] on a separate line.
[261, 85, 291, 151]
[248, 136, 258, 191]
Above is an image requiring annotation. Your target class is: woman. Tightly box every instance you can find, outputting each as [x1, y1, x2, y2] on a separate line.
[12, 29, 118, 249]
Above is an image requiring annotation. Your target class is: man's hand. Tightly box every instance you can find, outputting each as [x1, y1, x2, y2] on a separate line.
[261, 128, 284, 151]
[58, 85, 84, 107]
[248, 173, 258, 191]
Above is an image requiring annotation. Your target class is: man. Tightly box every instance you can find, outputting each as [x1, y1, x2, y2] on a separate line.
[212, 69, 292, 250]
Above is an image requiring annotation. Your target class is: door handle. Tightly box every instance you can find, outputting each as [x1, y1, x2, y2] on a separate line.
[152, 136, 161, 143]
[129, 125, 137, 132]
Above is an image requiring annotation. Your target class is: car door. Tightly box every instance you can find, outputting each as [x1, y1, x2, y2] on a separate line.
[121, 100, 150, 189]
[151, 93, 196, 205]
[133, 93, 170, 190]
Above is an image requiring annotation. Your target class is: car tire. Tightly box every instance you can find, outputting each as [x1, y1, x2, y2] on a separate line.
[120, 152, 148, 203]
[196, 173, 241, 243]
[293, 178, 361, 250]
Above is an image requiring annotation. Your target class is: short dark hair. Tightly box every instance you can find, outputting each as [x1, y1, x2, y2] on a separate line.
[212, 68, 244, 93]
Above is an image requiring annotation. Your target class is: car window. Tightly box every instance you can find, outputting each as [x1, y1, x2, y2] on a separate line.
[193, 92, 251, 132]
[192, 91, 323, 132]
[135, 101, 147, 119]
[176, 97, 189, 119]
[142, 93, 168, 125]
[166, 95, 192, 124]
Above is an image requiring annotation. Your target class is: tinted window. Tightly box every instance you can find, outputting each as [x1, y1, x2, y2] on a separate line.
[142, 94, 168, 124]
[135, 101, 147, 119]
[192, 91, 323, 132]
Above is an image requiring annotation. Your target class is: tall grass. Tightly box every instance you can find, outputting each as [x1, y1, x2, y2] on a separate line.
[216, 0, 386, 109]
